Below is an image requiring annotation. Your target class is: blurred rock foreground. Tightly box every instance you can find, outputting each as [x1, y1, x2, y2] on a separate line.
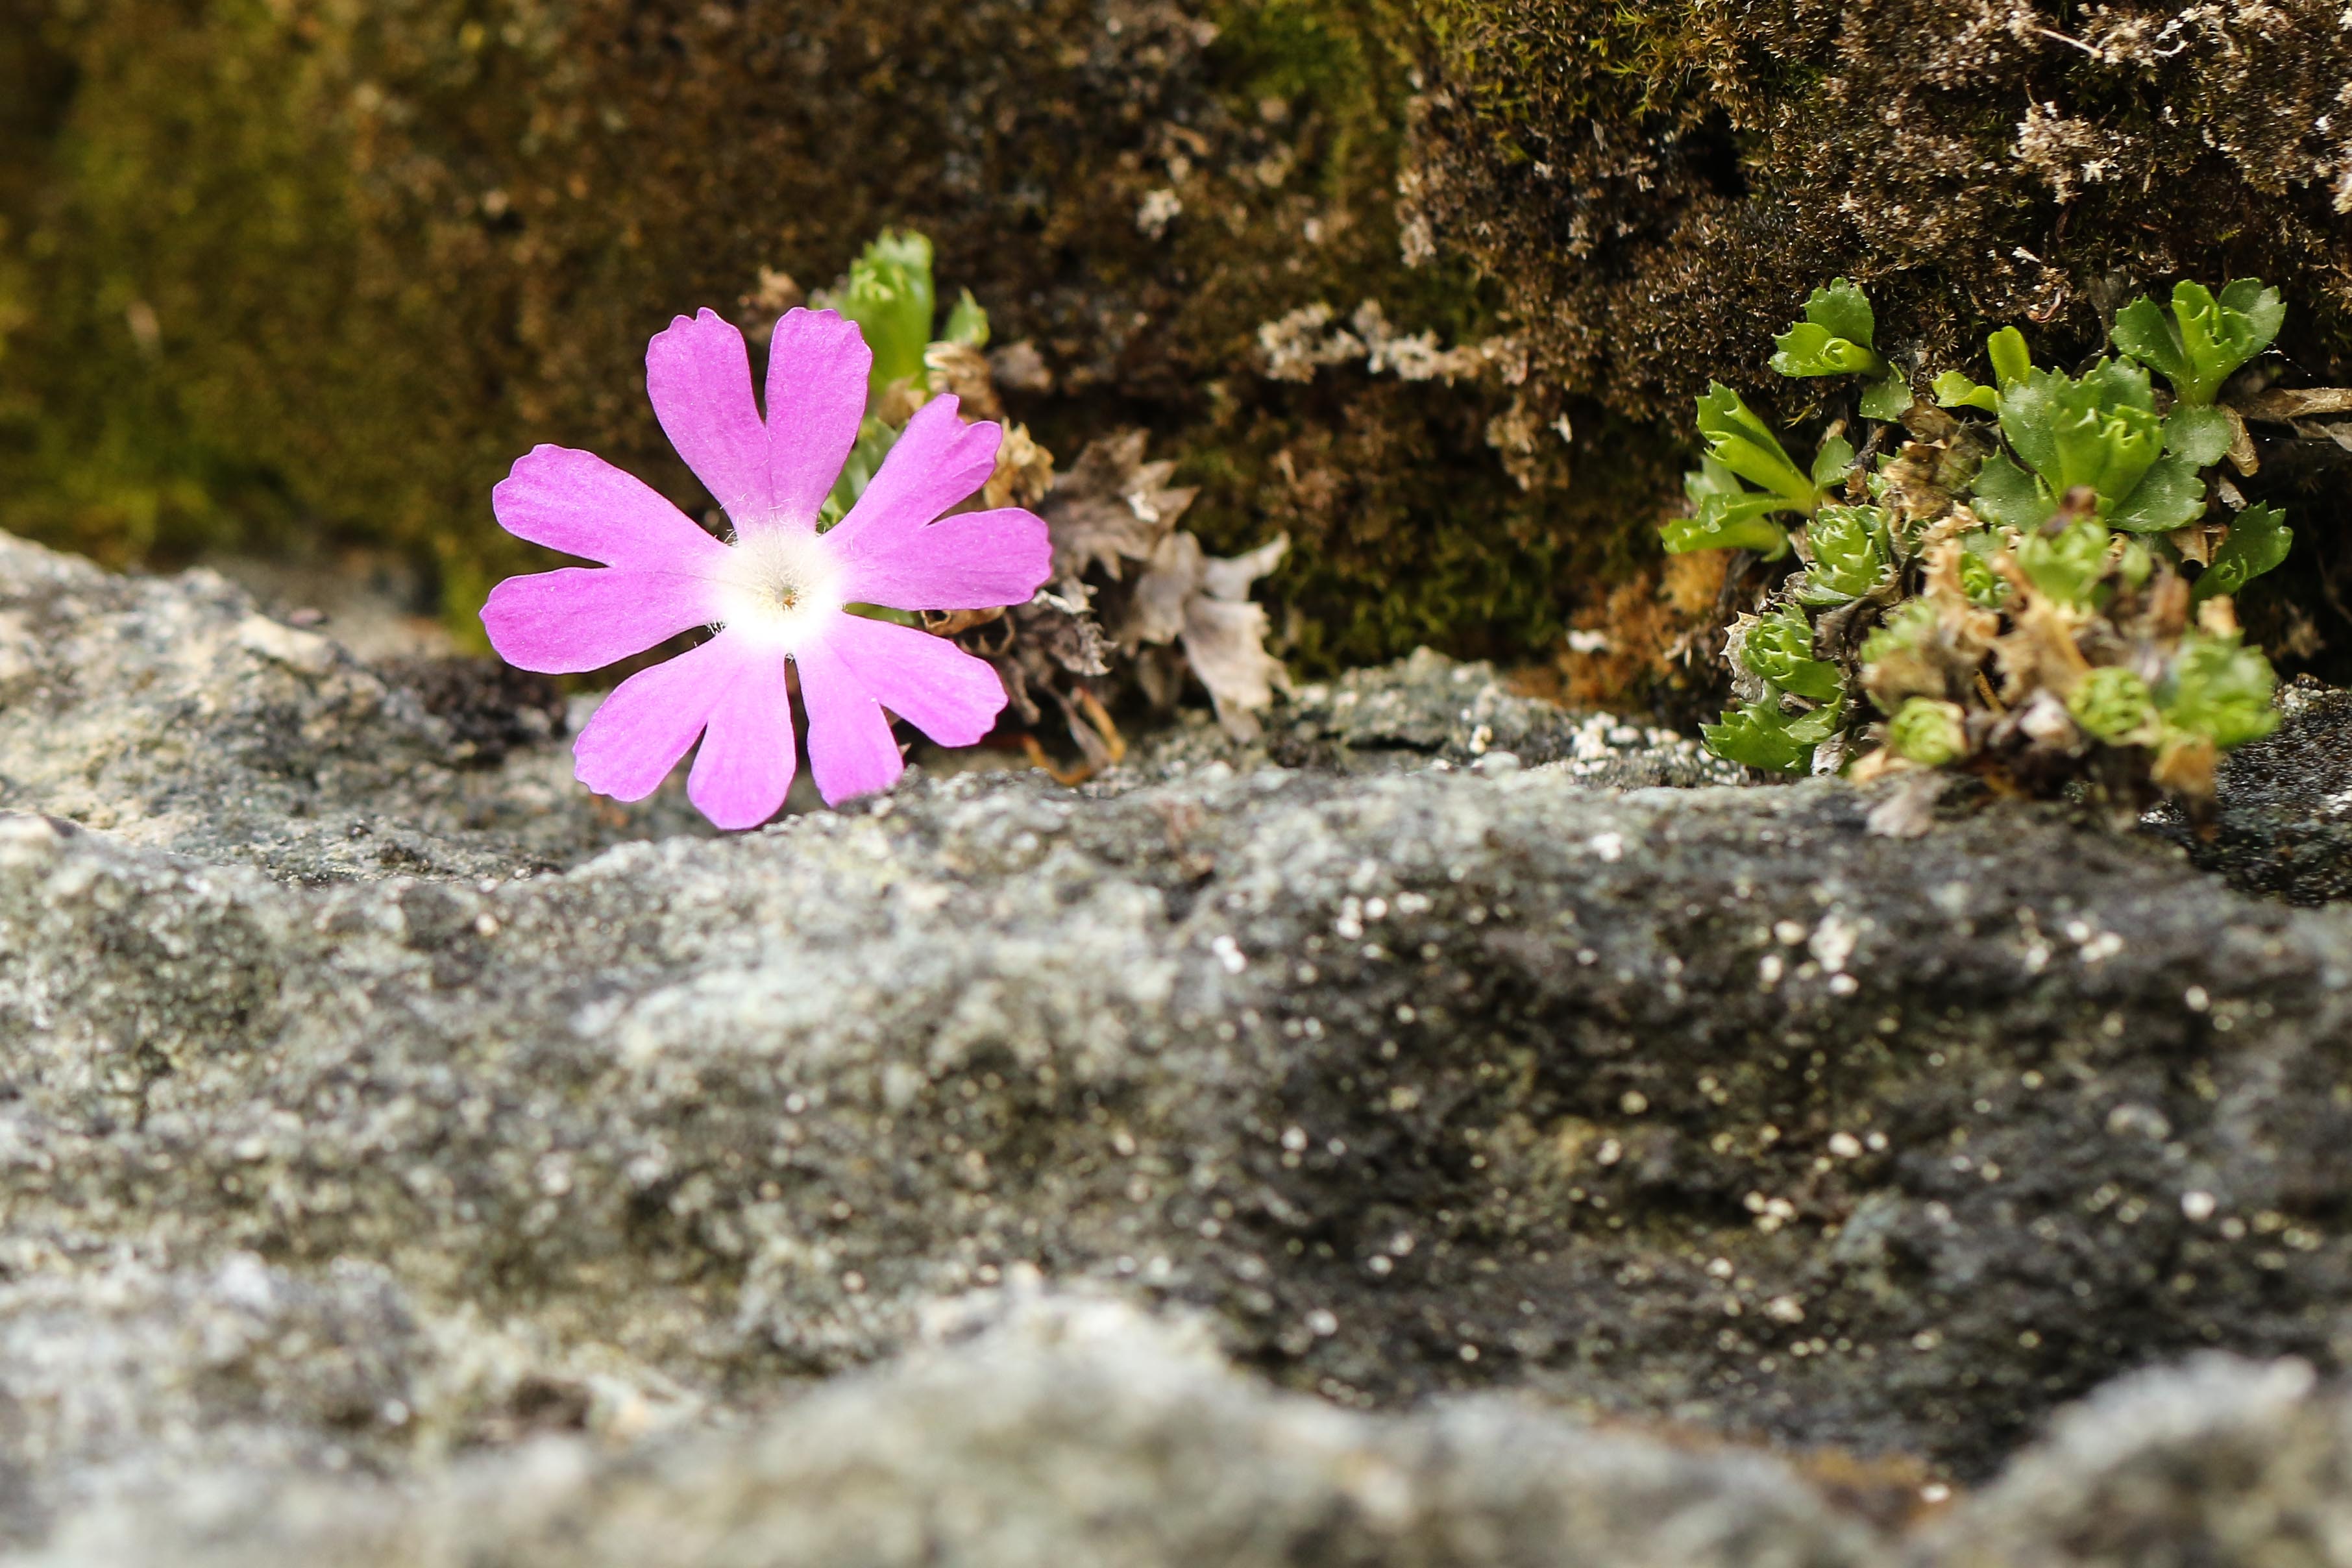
[13, 537, 2352, 1563]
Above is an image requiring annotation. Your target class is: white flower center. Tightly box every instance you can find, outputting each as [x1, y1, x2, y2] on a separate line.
[709, 527, 847, 650]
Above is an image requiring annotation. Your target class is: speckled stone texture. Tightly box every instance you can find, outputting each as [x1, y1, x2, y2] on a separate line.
[10, 528, 2352, 1563]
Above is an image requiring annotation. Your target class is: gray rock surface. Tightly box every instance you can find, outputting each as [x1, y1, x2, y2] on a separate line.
[9, 528, 2352, 1563]
[1920, 1353, 2352, 1568]
[0, 535, 712, 880]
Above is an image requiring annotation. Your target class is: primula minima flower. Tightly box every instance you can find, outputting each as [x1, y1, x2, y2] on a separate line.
[481, 308, 1051, 827]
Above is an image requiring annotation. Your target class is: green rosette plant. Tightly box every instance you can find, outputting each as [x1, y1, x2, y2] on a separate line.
[1660, 275, 2302, 813]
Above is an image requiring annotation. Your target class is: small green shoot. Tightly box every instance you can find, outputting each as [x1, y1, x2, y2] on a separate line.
[1664, 384, 1846, 557]
[1887, 698, 1968, 765]
[1770, 278, 1909, 418]
[2111, 279, 2284, 406]
[1740, 606, 1844, 702]
[940, 288, 990, 349]
[1796, 504, 1891, 604]
[1703, 698, 1843, 774]
[2015, 519, 2113, 607]
[815, 230, 939, 396]
[1932, 327, 2033, 413]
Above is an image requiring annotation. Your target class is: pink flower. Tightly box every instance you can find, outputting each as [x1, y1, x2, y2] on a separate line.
[481, 308, 1051, 827]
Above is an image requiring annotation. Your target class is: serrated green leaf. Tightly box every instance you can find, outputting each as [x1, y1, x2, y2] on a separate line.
[1933, 370, 1999, 413]
[1684, 454, 1745, 505]
[1996, 372, 2061, 480]
[2195, 503, 2293, 602]
[1810, 435, 1857, 490]
[2218, 278, 2286, 349]
[1697, 382, 1785, 454]
[2172, 278, 2282, 404]
[1704, 694, 1846, 774]
[1696, 383, 1820, 506]
[1786, 701, 1845, 744]
[1987, 327, 2033, 390]
[1740, 607, 1843, 701]
[2106, 452, 2207, 534]
[2113, 278, 2284, 406]
[1999, 360, 2164, 513]
[1663, 502, 1793, 557]
[2109, 295, 2188, 386]
[2061, 360, 2162, 496]
[1967, 451, 2055, 531]
[1665, 459, 1797, 556]
[1709, 436, 1818, 504]
[1806, 280, 1877, 349]
[1859, 371, 1913, 420]
[1703, 700, 1818, 774]
[2164, 404, 2234, 467]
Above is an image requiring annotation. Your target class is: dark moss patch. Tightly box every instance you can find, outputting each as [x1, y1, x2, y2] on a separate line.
[0, 0, 1578, 673]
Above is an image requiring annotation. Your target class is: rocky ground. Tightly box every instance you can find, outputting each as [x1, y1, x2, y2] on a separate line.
[8, 527, 2352, 1563]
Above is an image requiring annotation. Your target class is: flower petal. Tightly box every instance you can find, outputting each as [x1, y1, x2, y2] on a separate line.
[822, 614, 1009, 746]
[572, 632, 753, 802]
[687, 645, 797, 829]
[822, 397, 1000, 555]
[794, 631, 906, 805]
[834, 506, 1053, 612]
[761, 308, 872, 534]
[480, 567, 722, 674]
[647, 309, 772, 530]
[491, 445, 732, 570]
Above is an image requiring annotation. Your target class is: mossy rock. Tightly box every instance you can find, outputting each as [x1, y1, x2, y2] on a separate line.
[1398, 0, 2352, 416]
[7, 0, 2352, 679]
[0, 0, 1626, 672]
[1390, 0, 2352, 675]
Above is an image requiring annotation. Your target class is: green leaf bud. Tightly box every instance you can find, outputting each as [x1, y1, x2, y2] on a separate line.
[1798, 505, 1891, 603]
[2016, 519, 2113, 607]
[2111, 278, 2283, 406]
[1741, 607, 1843, 702]
[1887, 698, 1968, 766]
[2067, 666, 2157, 744]
[816, 229, 938, 397]
[940, 288, 990, 349]
[1986, 327, 2033, 391]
